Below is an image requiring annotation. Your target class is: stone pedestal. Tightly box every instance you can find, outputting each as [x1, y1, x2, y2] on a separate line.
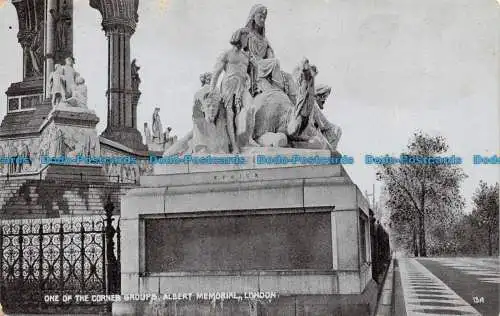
[115, 149, 375, 315]
[39, 109, 101, 158]
[0, 106, 101, 175]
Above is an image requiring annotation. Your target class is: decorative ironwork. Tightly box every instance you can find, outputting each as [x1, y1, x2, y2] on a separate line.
[0, 214, 120, 313]
[105, 197, 120, 294]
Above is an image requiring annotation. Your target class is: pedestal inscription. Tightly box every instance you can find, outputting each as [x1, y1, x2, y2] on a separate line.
[144, 212, 333, 272]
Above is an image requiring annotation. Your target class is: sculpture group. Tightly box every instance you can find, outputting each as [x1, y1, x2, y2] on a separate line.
[47, 56, 88, 109]
[165, 4, 342, 156]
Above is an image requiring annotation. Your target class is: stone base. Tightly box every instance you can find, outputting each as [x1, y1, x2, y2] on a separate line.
[48, 108, 100, 127]
[119, 147, 374, 316]
[121, 164, 372, 297]
[101, 127, 147, 152]
[112, 283, 380, 316]
[43, 163, 107, 182]
[0, 107, 101, 175]
[147, 142, 164, 152]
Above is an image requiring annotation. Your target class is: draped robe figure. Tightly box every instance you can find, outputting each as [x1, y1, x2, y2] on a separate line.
[47, 64, 66, 107]
[62, 57, 77, 99]
[152, 108, 163, 144]
[244, 4, 274, 96]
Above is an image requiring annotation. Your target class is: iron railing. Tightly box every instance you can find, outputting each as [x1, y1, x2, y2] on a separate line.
[0, 201, 120, 313]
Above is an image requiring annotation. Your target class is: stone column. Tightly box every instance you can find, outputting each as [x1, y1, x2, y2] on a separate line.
[44, 0, 56, 99]
[90, 0, 146, 151]
[12, 0, 42, 80]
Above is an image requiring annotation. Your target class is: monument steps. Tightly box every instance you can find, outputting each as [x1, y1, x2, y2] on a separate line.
[0, 179, 30, 209]
[0, 178, 137, 219]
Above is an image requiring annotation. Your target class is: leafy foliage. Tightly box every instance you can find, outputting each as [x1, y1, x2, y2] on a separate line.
[377, 131, 466, 256]
[469, 181, 499, 255]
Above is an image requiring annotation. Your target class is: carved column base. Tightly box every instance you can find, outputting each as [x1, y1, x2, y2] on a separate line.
[101, 127, 147, 151]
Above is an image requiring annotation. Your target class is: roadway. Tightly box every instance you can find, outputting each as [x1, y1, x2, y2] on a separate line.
[394, 257, 499, 316]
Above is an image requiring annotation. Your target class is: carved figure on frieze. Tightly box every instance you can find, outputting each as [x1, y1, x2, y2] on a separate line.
[0, 145, 5, 174]
[38, 125, 55, 158]
[16, 144, 30, 173]
[131, 59, 141, 91]
[210, 27, 253, 153]
[83, 136, 93, 156]
[190, 89, 230, 154]
[151, 108, 163, 144]
[132, 166, 138, 182]
[14, 145, 21, 173]
[24, 143, 31, 169]
[47, 64, 66, 107]
[103, 164, 110, 176]
[121, 166, 127, 182]
[8, 146, 18, 174]
[108, 164, 118, 179]
[138, 159, 154, 176]
[55, 129, 65, 157]
[54, 129, 74, 157]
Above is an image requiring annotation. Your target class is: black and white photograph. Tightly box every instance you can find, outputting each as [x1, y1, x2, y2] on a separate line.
[0, 0, 498, 315]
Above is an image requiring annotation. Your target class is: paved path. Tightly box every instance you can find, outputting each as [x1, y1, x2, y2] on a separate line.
[393, 259, 407, 316]
[399, 258, 481, 315]
[418, 257, 499, 316]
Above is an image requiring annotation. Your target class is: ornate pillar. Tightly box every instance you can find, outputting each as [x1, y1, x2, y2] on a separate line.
[5, 0, 73, 105]
[12, 0, 45, 81]
[90, 0, 146, 151]
[44, 0, 56, 98]
[3, 0, 46, 116]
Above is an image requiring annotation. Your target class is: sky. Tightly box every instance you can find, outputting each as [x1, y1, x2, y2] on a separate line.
[0, 0, 499, 210]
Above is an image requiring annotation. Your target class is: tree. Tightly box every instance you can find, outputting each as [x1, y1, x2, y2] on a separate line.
[452, 214, 484, 255]
[376, 131, 466, 257]
[471, 181, 499, 256]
